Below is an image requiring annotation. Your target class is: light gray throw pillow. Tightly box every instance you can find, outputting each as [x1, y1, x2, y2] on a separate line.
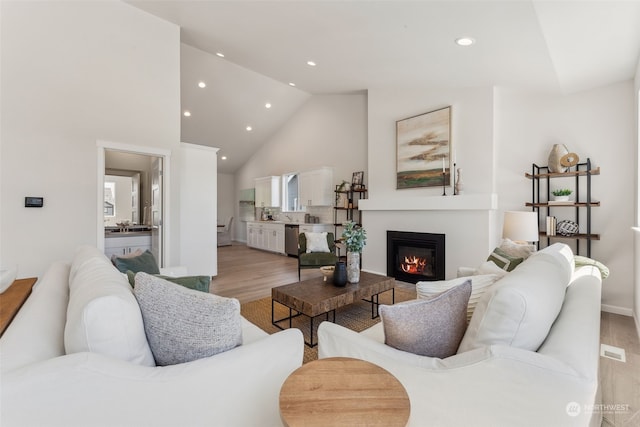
[380, 280, 472, 358]
[133, 273, 242, 366]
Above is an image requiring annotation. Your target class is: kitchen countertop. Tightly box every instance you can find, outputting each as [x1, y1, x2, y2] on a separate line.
[247, 221, 332, 226]
[105, 226, 152, 237]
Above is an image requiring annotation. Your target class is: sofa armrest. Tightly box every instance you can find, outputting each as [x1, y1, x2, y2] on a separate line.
[2, 329, 303, 427]
[318, 322, 596, 427]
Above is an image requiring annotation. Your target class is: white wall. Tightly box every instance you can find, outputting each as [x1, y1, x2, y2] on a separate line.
[0, 1, 181, 277]
[180, 143, 218, 276]
[363, 82, 635, 313]
[363, 87, 499, 278]
[496, 82, 635, 313]
[234, 94, 368, 240]
[218, 172, 236, 239]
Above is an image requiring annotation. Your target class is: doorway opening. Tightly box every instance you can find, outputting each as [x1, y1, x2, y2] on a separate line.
[97, 141, 170, 267]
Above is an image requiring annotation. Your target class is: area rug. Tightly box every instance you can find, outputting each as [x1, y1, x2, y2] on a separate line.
[241, 287, 416, 363]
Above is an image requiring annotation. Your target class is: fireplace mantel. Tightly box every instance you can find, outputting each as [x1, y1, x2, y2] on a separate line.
[358, 193, 498, 211]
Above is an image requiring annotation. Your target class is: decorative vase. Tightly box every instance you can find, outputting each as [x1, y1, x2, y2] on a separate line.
[548, 144, 569, 173]
[455, 168, 463, 195]
[346, 252, 360, 283]
[333, 261, 347, 287]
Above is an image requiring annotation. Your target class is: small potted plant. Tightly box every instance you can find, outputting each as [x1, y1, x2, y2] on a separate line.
[341, 221, 367, 283]
[551, 188, 572, 202]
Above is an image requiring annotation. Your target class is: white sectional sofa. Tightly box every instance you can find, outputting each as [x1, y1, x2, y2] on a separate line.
[319, 243, 603, 427]
[1, 246, 303, 427]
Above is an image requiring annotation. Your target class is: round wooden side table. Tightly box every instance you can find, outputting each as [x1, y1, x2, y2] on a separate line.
[279, 357, 410, 427]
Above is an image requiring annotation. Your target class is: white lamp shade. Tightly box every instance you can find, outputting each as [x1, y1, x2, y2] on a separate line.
[502, 211, 539, 243]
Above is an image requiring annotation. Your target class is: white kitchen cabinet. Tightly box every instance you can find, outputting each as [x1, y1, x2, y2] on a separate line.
[255, 176, 281, 208]
[298, 167, 333, 207]
[246, 222, 285, 254]
[299, 224, 334, 235]
[104, 234, 152, 258]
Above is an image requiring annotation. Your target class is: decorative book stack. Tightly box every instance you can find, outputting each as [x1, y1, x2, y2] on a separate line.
[546, 216, 557, 236]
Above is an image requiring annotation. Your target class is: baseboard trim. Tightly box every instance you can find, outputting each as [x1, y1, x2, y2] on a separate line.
[601, 304, 634, 317]
[635, 312, 640, 343]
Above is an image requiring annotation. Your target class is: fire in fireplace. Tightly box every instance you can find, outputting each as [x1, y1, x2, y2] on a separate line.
[387, 231, 445, 284]
[400, 255, 429, 275]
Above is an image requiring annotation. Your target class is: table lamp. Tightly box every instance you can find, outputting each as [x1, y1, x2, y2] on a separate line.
[502, 211, 539, 244]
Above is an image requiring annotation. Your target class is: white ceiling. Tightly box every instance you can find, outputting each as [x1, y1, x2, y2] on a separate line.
[126, 0, 640, 174]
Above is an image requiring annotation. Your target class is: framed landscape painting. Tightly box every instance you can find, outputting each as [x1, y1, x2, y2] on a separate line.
[396, 106, 451, 189]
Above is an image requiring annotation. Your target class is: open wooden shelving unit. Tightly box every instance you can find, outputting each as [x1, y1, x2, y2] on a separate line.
[526, 158, 599, 256]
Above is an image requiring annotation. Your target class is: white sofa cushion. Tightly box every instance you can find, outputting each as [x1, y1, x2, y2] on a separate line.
[0, 262, 70, 373]
[458, 243, 573, 353]
[134, 273, 242, 366]
[64, 247, 155, 366]
[381, 281, 471, 358]
[417, 274, 502, 322]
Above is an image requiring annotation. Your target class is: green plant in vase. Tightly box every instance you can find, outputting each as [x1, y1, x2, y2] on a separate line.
[341, 221, 367, 283]
[551, 188, 572, 202]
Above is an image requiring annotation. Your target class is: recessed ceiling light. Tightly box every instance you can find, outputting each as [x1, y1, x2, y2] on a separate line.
[307, 60, 316, 67]
[288, 82, 296, 87]
[198, 81, 206, 88]
[183, 111, 191, 117]
[455, 37, 475, 46]
[265, 103, 272, 109]
[216, 52, 225, 58]
[221, 156, 227, 160]
[246, 126, 252, 131]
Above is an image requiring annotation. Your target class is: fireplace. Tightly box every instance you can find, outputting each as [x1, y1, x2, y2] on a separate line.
[387, 231, 445, 284]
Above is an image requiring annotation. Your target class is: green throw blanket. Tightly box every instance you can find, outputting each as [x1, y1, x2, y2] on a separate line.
[574, 255, 609, 279]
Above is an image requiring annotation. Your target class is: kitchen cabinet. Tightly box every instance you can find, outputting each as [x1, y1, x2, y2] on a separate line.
[104, 234, 152, 258]
[298, 167, 333, 207]
[247, 222, 285, 254]
[255, 176, 281, 208]
[299, 224, 333, 235]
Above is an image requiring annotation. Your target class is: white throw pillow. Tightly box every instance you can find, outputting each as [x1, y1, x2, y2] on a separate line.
[65, 248, 155, 366]
[305, 232, 330, 253]
[499, 238, 536, 260]
[458, 243, 573, 353]
[417, 274, 502, 322]
[134, 273, 242, 366]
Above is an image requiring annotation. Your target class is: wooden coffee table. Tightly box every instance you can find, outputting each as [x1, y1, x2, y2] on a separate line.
[279, 357, 411, 427]
[272, 271, 395, 347]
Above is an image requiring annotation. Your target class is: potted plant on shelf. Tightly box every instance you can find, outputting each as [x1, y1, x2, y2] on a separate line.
[552, 188, 572, 202]
[341, 221, 367, 283]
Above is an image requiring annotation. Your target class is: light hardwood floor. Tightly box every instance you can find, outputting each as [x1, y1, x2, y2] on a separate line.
[214, 242, 640, 426]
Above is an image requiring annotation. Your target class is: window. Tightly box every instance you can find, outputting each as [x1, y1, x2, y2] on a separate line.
[283, 173, 300, 212]
[104, 182, 116, 217]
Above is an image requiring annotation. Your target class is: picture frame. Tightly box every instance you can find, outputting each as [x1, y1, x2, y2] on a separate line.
[396, 106, 451, 189]
[352, 171, 364, 189]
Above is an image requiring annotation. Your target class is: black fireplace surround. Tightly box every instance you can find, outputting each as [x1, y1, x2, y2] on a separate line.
[387, 231, 445, 284]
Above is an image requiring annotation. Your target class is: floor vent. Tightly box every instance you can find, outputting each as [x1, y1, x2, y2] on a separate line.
[600, 344, 626, 362]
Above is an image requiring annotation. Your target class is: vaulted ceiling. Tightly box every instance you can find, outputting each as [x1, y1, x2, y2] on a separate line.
[126, 1, 640, 174]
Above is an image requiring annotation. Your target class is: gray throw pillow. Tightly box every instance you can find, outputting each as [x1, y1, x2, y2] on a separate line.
[133, 272, 242, 366]
[380, 280, 472, 358]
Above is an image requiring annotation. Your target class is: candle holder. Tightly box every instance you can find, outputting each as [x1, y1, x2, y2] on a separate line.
[453, 162, 457, 195]
[442, 172, 447, 196]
